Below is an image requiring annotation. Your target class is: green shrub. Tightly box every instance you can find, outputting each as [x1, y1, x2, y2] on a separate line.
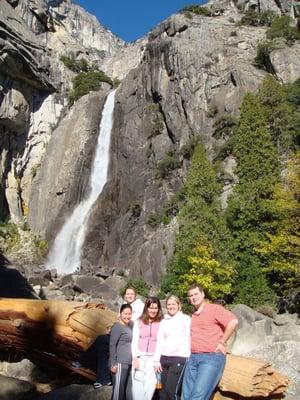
[120, 278, 151, 298]
[33, 236, 48, 257]
[60, 55, 90, 73]
[128, 203, 142, 219]
[238, 10, 276, 27]
[182, 5, 212, 17]
[113, 78, 121, 88]
[180, 135, 199, 159]
[266, 16, 300, 45]
[254, 41, 276, 74]
[285, 77, 300, 107]
[184, 11, 193, 19]
[147, 212, 170, 227]
[155, 152, 181, 179]
[147, 212, 161, 227]
[213, 115, 237, 139]
[147, 190, 186, 227]
[206, 105, 218, 118]
[0, 222, 20, 251]
[31, 163, 40, 178]
[68, 70, 113, 105]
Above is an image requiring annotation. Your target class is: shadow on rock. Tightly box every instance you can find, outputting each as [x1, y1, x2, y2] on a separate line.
[0, 374, 37, 400]
[39, 384, 112, 400]
[0, 264, 38, 299]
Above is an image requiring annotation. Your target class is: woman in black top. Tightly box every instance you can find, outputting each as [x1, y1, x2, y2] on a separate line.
[110, 303, 133, 400]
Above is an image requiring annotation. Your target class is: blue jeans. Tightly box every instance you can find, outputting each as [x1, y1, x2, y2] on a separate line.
[181, 353, 226, 400]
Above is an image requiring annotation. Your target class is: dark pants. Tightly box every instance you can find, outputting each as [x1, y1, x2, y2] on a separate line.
[79, 334, 111, 384]
[112, 363, 132, 400]
[159, 356, 187, 400]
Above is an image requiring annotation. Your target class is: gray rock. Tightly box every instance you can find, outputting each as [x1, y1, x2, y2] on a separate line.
[0, 266, 39, 299]
[28, 89, 110, 238]
[0, 374, 37, 400]
[39, 383, 112, 400]
[231, 304, 270, 327]
[231, 307, 300, 400]
[72, 275, 105, 296]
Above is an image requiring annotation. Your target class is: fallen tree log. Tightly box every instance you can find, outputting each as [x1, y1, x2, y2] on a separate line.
[0, 297, 117, 369]
[213, 354, 290, 399]
[0, 298, 290, 398]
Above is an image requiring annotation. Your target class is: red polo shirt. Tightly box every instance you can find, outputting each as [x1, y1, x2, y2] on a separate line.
[191, 303, 236, 353]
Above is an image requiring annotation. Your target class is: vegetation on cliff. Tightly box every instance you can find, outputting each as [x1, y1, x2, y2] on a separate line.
[60, 54, 114, 104]
[162, 76, 300, 308]
[161, 144, 235, 302]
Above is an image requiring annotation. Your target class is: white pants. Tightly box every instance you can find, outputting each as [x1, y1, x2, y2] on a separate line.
[132, 354, 156, 400]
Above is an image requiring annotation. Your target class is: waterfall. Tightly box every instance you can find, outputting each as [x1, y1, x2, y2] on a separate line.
[46, 90, 116, 275]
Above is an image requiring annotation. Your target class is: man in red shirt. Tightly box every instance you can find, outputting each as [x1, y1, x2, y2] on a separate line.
[182, 283, 238, 400]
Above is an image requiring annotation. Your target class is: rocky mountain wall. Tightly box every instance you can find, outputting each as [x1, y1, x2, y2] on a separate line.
[28, 88, 110, 238]
[79, 6, 300, 281]
[0, 0, 124, 226]
[0, 0, 299, 282]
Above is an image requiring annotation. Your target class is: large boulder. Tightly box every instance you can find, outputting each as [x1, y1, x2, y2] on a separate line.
[0, 374, 37, 400]
[231, 305, 300, 399]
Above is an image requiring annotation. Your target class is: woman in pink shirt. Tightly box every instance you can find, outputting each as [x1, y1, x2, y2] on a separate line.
[154, 295, 191, 399]
[131, 297, 163, 400]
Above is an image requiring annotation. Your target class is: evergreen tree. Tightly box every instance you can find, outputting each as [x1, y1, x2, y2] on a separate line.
[255, 152, 300, 293]
[226, 93, 280, 306]
[161, 144, 234, 302]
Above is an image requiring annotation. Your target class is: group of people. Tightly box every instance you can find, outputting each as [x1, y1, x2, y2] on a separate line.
[73, 284, 238, 400]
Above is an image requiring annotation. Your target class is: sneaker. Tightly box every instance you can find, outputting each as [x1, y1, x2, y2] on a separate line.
[71, 361, 83, 369]
[93, 382, 103, 389]
[93, 382, 112, 389]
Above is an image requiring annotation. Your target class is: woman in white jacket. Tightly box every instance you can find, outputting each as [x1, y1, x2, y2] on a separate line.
[154, 295, 191, 400]
[123, 286, 145, 321]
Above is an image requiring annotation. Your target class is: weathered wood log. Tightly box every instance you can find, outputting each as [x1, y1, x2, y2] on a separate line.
[212, 354, 289, 399]
[0, 297, 117, 371]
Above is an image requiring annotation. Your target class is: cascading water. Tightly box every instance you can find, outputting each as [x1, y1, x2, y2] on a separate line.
[46, 90, 116, 275]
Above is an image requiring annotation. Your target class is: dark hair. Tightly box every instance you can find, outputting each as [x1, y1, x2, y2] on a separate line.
[187, 283, 204, 293]
[140, 297, 163, 324]
[120, 303, 132, 313]
[215, 298, 226, 306]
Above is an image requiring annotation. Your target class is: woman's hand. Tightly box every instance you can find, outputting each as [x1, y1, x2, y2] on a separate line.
[111, 365, 118, 374]
[154, 362, 162, 373]
[132, 357, 139, 370]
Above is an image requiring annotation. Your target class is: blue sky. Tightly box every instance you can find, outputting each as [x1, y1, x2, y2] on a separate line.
[74, 1, 204, 42]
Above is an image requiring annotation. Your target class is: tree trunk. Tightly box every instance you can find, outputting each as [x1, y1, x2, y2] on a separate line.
[0, 297, 117, 375]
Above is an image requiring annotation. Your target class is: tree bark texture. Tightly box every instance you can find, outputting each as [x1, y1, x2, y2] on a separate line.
[0, 297, 117, 377]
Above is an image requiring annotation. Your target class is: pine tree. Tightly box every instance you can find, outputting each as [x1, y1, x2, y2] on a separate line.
[227, 93, 280, 306]
[161, 144, 234, 302]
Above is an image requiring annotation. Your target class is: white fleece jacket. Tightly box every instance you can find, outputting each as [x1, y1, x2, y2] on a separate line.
[153, 311, 191, 363]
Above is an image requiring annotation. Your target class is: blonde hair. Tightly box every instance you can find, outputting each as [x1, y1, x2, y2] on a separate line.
[166, 295, 182, 310]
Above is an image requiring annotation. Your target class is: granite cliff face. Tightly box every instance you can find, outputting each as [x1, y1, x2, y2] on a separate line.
[0, 0, 299, 282]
